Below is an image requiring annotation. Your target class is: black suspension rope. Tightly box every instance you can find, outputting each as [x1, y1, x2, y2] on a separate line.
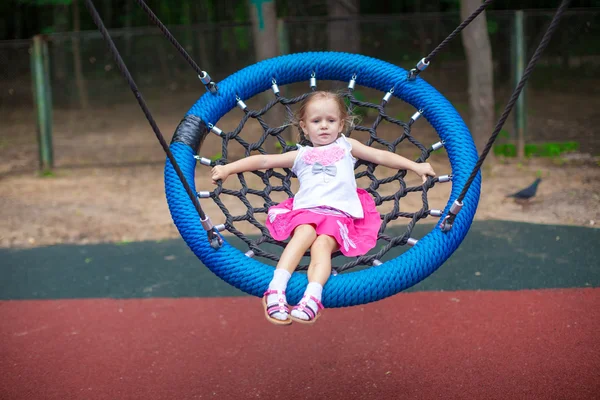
[442, 0, 572, 231]
[83, 0, 222, 247]
[133, 0, 217, 93]
[425, 0, 494, 64]
[409, 0, 495, 79]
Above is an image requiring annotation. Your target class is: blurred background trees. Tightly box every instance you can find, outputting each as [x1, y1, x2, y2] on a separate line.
[2, 0, 598, 41]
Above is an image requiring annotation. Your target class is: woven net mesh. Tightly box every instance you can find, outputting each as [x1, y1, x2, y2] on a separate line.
[204, 84, 447, 273]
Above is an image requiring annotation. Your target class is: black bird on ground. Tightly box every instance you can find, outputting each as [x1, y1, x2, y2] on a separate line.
[506, 178, 542, 206]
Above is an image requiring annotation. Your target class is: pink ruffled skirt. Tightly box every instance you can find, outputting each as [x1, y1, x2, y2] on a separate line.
[265, 189, 381, 257]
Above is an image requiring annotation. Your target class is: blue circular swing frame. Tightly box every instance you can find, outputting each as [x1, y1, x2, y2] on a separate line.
[164, 52, 481, 308]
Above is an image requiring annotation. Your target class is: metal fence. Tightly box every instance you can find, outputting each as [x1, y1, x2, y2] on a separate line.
[0, 9, 598, 173]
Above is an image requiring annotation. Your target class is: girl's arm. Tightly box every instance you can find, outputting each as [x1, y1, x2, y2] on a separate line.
[211, 151, 297, 184]
[347, 137, 436, 183]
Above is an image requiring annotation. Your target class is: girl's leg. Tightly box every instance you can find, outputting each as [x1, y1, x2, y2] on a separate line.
[291, 234, 338, 322]
[275, 224, 317, 275]
[265, 224, 317, 321]
[306, 234, 338, 285]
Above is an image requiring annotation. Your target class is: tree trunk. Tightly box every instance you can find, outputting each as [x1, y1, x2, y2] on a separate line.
[71, 0, 89, 110]
[460, 0, 494, 157]
[248, 0, 282, 152]
[248, 0, 278, 61]
[327, 0, 360, 54]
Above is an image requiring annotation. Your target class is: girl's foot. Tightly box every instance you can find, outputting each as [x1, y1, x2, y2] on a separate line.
[262, 289, 291, 325]
[290, 294, 324, 324]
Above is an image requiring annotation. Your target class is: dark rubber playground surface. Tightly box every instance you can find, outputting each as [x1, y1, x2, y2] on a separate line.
[1, 221, 599, 399]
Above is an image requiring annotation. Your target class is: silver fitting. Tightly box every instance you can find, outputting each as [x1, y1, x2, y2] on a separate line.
[429, 209, 443, 217]
[440, 201, 463, 233]
[208, 124, 223, 136]
[200, 215, 214, 231]
[449, 200, 463, 215]
[348, 74, 357, 90]
[199, 71, 212, 85]
[310, 73, 317, 89]
[383, 89, 394, 103]
[372, 259, 383, 266]
[408, 58, 430, 81]
[410, 110, 423, 122]
[193, 155, 212, 166]
[416, 58, 430, 71]
[215, 224, 226, 232]
[198, 71, 218, 94]
[431, 141, 445, 151]
[271, 82, 280, 95]
[197, 191, 211, 199]
[440, 215, 453, 232]
[407, 238, 418, 246]
[236, 96, 247, 111]
[438, 175, 452, 183]
[245, 250, 255, 258]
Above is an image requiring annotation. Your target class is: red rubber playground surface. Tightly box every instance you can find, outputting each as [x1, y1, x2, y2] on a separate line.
[2, 288, 599, 399]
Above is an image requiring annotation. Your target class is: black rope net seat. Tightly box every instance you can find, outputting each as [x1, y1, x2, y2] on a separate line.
[165, 52, 481, 307]
[193, 82, 450, 272]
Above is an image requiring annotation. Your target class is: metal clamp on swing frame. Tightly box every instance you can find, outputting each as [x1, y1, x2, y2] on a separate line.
[201, 214, 224, 249]
[199, 70, 218, 94]
[440, 200, 463, 232]
[408, 58, 430, 81]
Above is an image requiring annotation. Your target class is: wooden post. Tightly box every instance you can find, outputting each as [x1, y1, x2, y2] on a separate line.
[512, 10, 527, 160]
[31, 34, 54, 173]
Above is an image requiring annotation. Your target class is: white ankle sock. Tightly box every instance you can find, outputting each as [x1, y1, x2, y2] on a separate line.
[291, 282, 323, 321]
[266, 269, 291, 321]
[269, 269, 291, 290]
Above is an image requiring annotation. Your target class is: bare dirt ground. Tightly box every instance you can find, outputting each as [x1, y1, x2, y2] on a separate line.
[1, 90, 599, 249]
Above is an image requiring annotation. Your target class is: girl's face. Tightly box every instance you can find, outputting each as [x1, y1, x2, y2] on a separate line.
[299, 97, 344, 147]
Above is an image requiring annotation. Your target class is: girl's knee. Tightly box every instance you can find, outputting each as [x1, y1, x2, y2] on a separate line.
[294, 224, 317, 238]
[311, 234, 338, 252]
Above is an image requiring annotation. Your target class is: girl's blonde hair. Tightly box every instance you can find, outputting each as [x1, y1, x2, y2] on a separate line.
[292, 91, 359, 145]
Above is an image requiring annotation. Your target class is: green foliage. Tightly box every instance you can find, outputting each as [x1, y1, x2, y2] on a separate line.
[396, 111, 409, 121]
[453, 102, 468, 113]
[345, 90, 371, 119]
[487, 19, 499, 35]
[18, 0, 71, 4]
[498, 129, 510, 139]
[275, 141, 297, 152]
[39, 169, 55, 177]
[493, 141, 580, 158]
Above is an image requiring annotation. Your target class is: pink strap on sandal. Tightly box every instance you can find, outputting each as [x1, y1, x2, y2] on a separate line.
[290, 294, 324, 324]
[262, 289, 292, 326]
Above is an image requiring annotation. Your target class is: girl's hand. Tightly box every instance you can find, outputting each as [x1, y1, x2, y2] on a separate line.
[211, 165, 230, 184]
[413, 162, 436, 184]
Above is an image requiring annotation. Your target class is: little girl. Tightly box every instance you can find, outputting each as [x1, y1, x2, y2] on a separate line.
[211, 91, 436, 325]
